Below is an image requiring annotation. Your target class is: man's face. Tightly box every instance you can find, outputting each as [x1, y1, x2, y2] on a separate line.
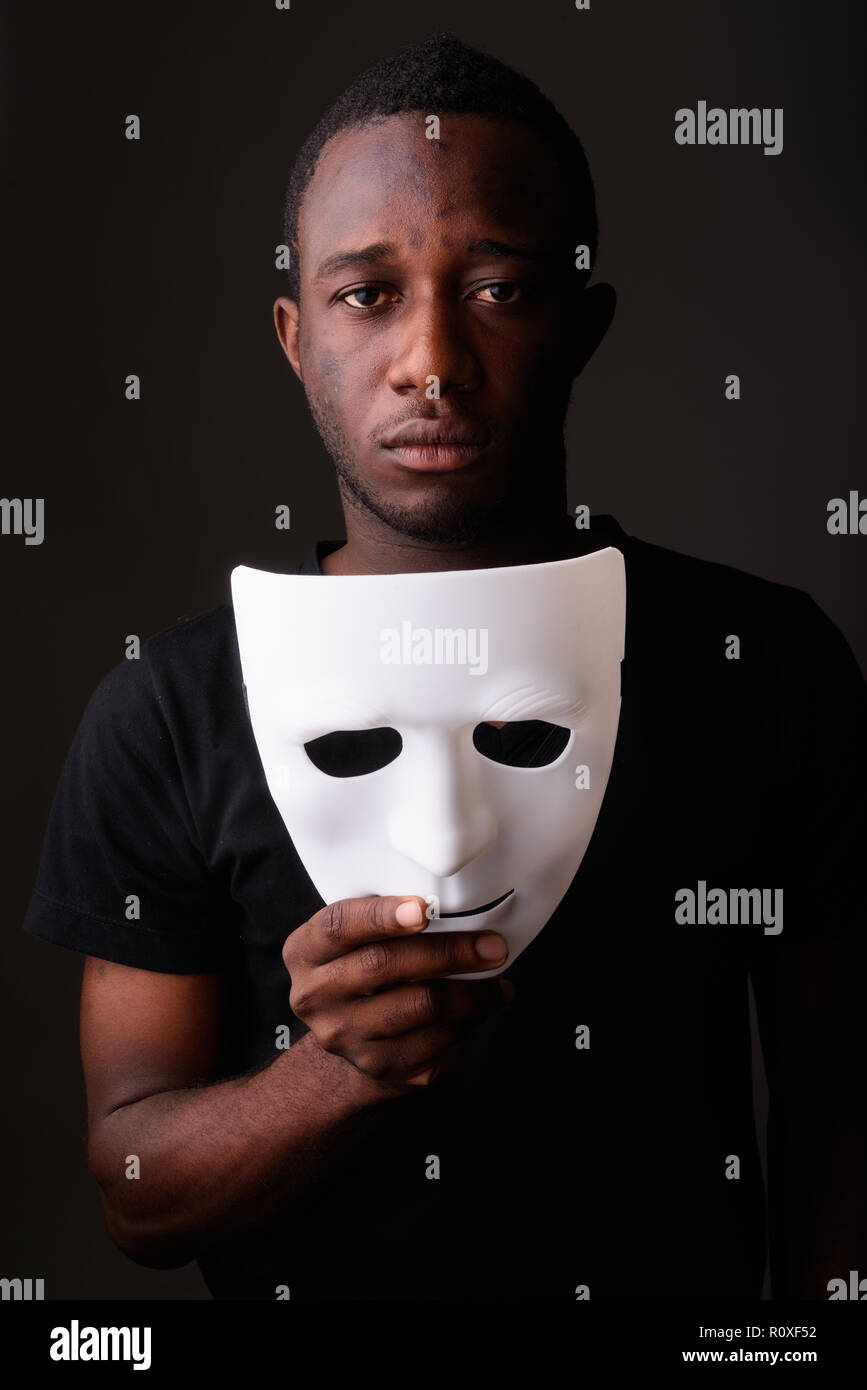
[275, 112, 610, 544]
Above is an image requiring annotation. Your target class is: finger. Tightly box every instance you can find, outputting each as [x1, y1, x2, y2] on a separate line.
[357, 976, 513, 1040]
[301, 895, 431, 967]
[328, 926, 510, 996]
[405, 1037, 467, 1086]
[360, 1019, 482, 1085]
[403, 1040, 462, 1087]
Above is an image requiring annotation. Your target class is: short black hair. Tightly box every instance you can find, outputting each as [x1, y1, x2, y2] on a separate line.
[282, 32, 599, 301]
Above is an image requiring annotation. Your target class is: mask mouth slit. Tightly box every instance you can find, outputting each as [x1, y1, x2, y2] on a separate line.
[437, 888, 515, 919]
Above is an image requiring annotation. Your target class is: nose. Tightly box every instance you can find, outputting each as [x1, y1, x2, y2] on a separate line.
[385, 287, 481, 396]
[386, 730, 498, 878]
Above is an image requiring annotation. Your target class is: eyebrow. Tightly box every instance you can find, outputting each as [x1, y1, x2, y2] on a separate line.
[465, 238, 546, 264]
[313, 237, 547, 281]
[314, 242, 398, 281]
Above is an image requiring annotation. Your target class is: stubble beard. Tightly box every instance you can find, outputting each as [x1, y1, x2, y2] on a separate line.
[304, 385, 568, 546]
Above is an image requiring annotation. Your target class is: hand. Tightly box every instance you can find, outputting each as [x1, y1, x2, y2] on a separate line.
[282, 895, 516, 1092]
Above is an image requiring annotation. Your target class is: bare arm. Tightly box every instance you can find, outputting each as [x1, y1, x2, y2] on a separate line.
[82, 893, 512, 1270]
[81, 958, 395, 1269]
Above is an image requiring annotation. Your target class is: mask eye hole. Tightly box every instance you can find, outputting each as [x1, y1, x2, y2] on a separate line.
[304, 727, 402, 777]
[473, 720, 571, 768]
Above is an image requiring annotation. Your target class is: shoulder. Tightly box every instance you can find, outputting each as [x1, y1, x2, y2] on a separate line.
[75, 602, 240, 756]
[621, 532, 857, 664]
[142, 600, 238, 673]
[625, 533, 809, 616]
[619, 534, 866, 764]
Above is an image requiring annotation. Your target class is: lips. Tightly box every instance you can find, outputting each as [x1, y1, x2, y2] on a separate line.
[380, 417, 491, 472]
[381, 417, 490, 447]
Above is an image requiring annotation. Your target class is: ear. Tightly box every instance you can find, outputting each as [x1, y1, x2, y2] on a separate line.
[273, 296, 303, 382]
[569, 282, 616, 379]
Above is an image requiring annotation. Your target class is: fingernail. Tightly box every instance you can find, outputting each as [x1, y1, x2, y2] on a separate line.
[396, 899, 423, 927]
[476, 932, 508, 962]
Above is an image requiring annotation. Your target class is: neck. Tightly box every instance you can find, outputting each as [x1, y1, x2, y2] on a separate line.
[321, 504, 602, 577]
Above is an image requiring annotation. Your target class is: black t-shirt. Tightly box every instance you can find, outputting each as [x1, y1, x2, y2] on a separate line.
[22, 516, 866, 1300]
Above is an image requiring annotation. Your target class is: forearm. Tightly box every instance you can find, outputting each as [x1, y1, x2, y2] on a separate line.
[766, 1088, 867, 1299]
[88, 1031, 395, 1267]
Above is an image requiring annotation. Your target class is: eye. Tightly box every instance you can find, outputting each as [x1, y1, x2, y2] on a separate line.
[338, 285, 389, 309]
[471, 282, 521, 304]
[304, 728, 402, 777]
[473, 720, 570, 768]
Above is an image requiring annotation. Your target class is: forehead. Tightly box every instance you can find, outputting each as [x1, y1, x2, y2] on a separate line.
[298, 111, 567, 255]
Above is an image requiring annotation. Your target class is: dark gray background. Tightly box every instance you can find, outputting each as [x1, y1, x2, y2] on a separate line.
[2, 0, 864, 1298]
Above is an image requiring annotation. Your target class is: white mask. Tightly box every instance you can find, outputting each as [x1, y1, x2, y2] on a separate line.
[231, 548, 625, 979]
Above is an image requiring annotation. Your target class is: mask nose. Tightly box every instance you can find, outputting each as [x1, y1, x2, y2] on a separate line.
[386, 729, 498, 879]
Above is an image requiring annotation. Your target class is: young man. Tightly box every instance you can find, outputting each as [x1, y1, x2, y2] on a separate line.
[23, 34, 866, 1301]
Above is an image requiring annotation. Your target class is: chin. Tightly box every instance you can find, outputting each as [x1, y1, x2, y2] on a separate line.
[383, 481, 533, 545]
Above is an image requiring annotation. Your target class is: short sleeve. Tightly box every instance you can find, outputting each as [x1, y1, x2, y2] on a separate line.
[766, 590, 867, 942]
[22, 653, 240, 973]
